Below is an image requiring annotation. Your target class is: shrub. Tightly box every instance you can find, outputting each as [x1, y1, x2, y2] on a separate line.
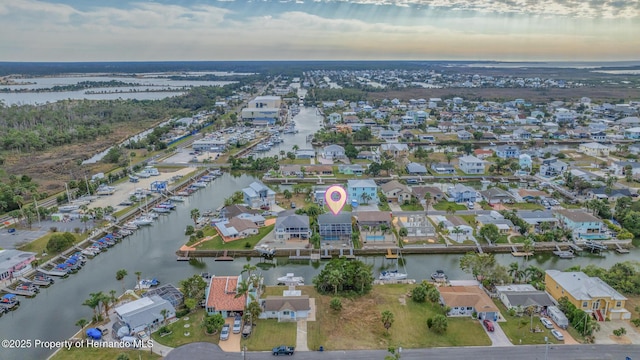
[49, 227, 58, 232]
[426, 318, 433, 329]
[46, 232, 75, 253]
[431, 314, 448, 334]
[330, 297, 342, 311]
[411, 285, 427, 303]
[185, 225, 195, 235]
[631, 319, 640, 327]
[159, 326, 171, 335]
[613, 327, 627, 337]
[175, 309, 189, 318]
[244, 242, 251, 249]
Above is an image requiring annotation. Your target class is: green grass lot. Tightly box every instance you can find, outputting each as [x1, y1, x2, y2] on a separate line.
[242, 320, 297, 351]
[458, 215, 477, 226]
[151, 309, 216, 348]
[281, 284, 493, 350]
[399, 202, 424, 211]
[493, 300, 564, 345]
[378, 202, 391, 211]
[51, 347, 161, 360]
[18, 232, 88, 264]
[506, 203, 544, 210]
[195, 225, 274, 250]
[510, 235, 526, 243]
[432, 202, 467, 211]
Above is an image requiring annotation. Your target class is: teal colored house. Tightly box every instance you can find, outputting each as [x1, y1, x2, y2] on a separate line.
[347, 179, 378, 205]
[554, 209, 605, 239]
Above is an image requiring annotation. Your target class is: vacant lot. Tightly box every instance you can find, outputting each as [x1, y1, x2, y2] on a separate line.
[242, 320, 297, 351]
[266, 284, 492, 350]
[51, 347, 160, 360]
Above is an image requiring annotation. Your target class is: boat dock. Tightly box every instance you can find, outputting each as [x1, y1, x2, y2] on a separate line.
[615, 243, 630, 254]
[214, 250, 234, 261]
[373, 279, 416, 285]
[385, 248, 399, 259]
[584, 240, 608, 253]
[36, 267, 69, 277]
[553, 245, 575, 259]
[510, 245, 533, 257]
[2, 287, 37, 297]
[176, 251, 190, 261]
[339, 248, 356, 259]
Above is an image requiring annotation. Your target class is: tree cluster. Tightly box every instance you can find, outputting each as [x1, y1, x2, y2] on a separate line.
[566, 262, 640, 295]
[557, 296, 599, 337]
[46, 232, 76, 253]
[313, 258, 374, 296]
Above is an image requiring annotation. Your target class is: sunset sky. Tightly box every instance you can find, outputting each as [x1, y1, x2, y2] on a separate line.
[1, 0, 639, 62]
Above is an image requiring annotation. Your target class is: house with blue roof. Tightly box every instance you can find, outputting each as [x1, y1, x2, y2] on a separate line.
[347, 179, 378, 205]
[242, 181, 276, 209]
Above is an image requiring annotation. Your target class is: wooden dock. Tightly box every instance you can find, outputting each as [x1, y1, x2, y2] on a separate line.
[374, 279, 417, 285]
[339, 248, 356, 259]
[214, 250, 234, 261]
[385, 248, 399, 259]
[615, 243, 630, 254]
[176, 251, 190, 261]
[510, 246, 533, 257]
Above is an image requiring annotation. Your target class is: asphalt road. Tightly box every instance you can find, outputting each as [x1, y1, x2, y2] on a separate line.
[171, 344, 639, 360]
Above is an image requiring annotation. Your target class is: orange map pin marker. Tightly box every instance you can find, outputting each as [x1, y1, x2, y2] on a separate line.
[325, 185, 347, 215]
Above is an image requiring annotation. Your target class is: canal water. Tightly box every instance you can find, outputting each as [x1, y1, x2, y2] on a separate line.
[0, 108, 637, 359]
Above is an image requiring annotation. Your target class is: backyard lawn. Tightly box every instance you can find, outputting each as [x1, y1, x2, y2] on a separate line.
[195, 225, 274, 250]
[18, 232, 88, 264]
[400, 202, 424, 211]
[242, 320, 297, 351]
[432, 201, 467, 211]
[151, 309, 216, 348]
[305, 284, 490, 350]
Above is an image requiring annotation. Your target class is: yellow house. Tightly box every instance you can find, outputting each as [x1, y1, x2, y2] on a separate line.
[545, 270, 630, 321]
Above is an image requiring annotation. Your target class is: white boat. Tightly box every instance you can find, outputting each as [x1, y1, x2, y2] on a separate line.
[169, 196, 186, 202]
[152, 207, 171, 213]
[192, 181, 208, 188]
[133, 216, 154, 226]
[431, 270, 448, 282]
[123, 222, 138, 230]
[277, 273, 304, 286]
[379, 270, 408, 281]
[96, 185, 116, 195]
[134, 278, 160, 290]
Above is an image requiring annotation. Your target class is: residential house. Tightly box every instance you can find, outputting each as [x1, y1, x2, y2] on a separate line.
[495, 284, 555, 312]
[260, 295, 311, 322]
[458, 155, 486, 174]
[380, 143, 409, 157]
[539, 158, 568, 177]
[275, 211, 311, 241]
[624, 127, 640, 140]
[545, 270, 630, 320]
[328, 112, 342, 125]
[295, 149, 316, 159]
[143, 284, 184, 308]
[447, 184, 477, 203]
[318, 212, 353, 241]
[476, 214, 514, 234]
[579, 142, 611, 157]
[406, 162, 428, 175]
[280, 165, 302, 177]
[205, 275, 247, 318]
[438, 283, 499, 321]
[347, 179, 378, 205]
[356, 211, 392, 229]
[357, 150, 380, 162]
[457, 130, 473, 140]
[586, 187, 633, 202]
[411, 186, 445, 203]
[554, 209, 605, 239]
[512, 129, 532, 140]
[480, 188, 515, 204]
[590, 131, 607, 141]
[338, 164, 365, 176]
[242, 181, 276, 209]
[518, 210, 558, 233]
[215, 217, 259, 239]
[115, 295, 176, 335]
[474, 149, 494, 159]
[378, 130, 399, 141]
[380, 180, 412, 203]
[519, 154, 532, 172]
[518, 189, 550, 203]
[431, 163, 455, 175]
[395, 214, 436, 239]
[496, 145, 520, 159]
[220, 205, 260, 221]
[304, 165, 333, 176]
[628, 144, 640, 155]
[322, 144, 346, 160]
[313, 186, 328, 206]
[610, 161, 640, 176]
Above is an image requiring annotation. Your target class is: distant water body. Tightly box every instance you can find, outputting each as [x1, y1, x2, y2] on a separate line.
[461, 61, 640, 69]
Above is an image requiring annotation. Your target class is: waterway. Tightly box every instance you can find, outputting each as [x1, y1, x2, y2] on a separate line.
[0, 108, 638, 359]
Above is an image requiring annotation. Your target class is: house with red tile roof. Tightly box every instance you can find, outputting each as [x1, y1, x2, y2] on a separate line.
[473, 149, 493, 159]
[205, 275, 247, 317]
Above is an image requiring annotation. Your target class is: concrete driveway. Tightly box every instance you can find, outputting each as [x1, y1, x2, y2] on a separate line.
[218, 318, 241, 352]
[594, 320, 640, 345]
[483, 320, 513, 346]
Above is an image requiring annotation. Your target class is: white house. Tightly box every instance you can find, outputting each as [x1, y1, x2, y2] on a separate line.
[260, 295, 311, 322]
[242, 181, 276, 209]
[115, 295, 176, 335]
[458, 155, 486, 174]
[579, 142, 611, 157]
[322, 144, 346, 160]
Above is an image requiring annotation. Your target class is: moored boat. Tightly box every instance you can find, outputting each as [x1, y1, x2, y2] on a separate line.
[277, 273, 304, 286]
[134, 278, 160, 290]
[379, 270, 408, 281]
[431, 270, 447, 282]
[0, 294, 20, 310]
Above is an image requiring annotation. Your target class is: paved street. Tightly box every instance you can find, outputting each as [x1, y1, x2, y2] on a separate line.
[165, 344, 640, 360]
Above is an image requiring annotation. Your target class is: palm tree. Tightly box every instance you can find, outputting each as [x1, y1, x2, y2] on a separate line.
[115, 269, 128, 292]
[109, 289, 117, 305]
[101, 293, 112, 319]
[83, 292, 102, 322]
[241, 264, 257, 280]
[508, 262, 524, 283]
[381, 310, 395, 333]
[135, 271, 142, 286]
[235, 279, 251, 301]
[327, 269, 343, 295]
[360, 192, 372, 205]
[452, 226, 463, 242]
[160, 309, 169, 325]
[75, 318, 88, 338]
[522, 238, 535, 262]
[424, 192, 432, 217]
[446, 204, 456, 216]
[190, 208, 200, 227]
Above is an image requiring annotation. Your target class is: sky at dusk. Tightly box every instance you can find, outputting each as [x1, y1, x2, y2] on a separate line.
[1, 0, 639, 62]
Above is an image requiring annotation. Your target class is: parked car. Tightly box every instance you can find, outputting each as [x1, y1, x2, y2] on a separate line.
[290, 202, 296, 209]
[540, 317, 554, 329]
[551, 329, 564, 341]
[233, 316, 242, 334]
[272, 345, 295, 356]
[220, 324, 230, 341]
[483, 319, 494, 332]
